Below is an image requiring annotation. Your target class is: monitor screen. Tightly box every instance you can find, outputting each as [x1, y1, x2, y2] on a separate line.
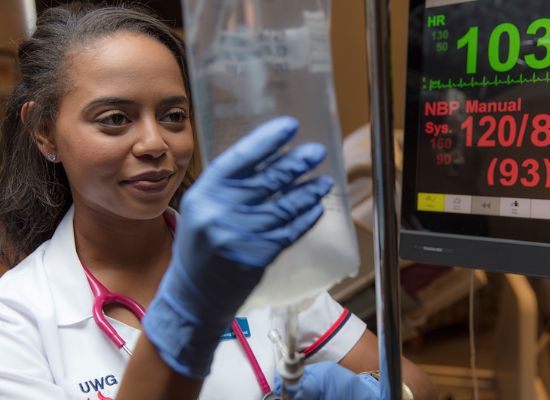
[400, 0, 550, 276]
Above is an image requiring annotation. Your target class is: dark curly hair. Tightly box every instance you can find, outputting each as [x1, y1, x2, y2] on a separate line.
[0, 2, 197, 268]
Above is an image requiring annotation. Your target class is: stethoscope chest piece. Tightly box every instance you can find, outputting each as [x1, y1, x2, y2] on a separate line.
[263, 392, 281, 400]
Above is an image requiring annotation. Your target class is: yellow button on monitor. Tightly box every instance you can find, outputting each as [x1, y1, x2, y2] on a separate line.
[418, 192, 445, 212]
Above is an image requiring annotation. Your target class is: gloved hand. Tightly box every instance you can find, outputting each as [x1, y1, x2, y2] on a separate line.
[142, 117, 333, 378]
[275, 362, 380, 400]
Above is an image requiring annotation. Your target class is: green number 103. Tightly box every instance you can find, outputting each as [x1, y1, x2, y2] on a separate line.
[457, 18, 550, 74]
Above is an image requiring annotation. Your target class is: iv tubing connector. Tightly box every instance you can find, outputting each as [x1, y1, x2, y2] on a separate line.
[277, 352, 305, 386]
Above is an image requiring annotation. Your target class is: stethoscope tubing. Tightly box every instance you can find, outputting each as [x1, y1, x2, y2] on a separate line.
[231, 319, 272, 395]
[81, 260, 146, 355]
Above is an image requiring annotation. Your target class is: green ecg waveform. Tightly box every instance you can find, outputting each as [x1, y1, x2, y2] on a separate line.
[424, 72, 550, 91]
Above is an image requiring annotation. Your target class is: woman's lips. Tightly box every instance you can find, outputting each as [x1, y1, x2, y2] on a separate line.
[122, 171, 174, 193]
[125, 176, 171, 192]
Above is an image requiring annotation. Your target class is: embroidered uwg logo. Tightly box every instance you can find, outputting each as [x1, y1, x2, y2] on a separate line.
[79, 374, 118, 399]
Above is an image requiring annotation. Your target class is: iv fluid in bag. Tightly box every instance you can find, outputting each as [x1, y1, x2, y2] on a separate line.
[182, 0, 359, 311]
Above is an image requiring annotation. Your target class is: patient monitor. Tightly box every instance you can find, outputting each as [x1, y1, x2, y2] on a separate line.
[399, 0, 550, 277]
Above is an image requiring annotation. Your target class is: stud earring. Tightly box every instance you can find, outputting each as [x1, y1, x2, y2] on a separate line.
[46, 153, 57, 162]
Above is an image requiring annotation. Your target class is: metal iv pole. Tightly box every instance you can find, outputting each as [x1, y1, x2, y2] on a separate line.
[365, 0, 403, 399]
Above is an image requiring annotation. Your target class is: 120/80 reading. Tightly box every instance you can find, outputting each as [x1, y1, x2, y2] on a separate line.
[487, 157, 550, 188]
[462, 113, 550, 148]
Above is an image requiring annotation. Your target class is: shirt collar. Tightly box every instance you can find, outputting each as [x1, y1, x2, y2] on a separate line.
[43, 205, 94, 326]
[44, 205, 180, 326]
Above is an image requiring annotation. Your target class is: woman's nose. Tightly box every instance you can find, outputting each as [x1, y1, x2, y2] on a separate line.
[132, 119, 169, 159]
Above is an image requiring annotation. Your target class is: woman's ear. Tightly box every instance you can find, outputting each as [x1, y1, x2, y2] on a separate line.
[21, 101, 59, 163]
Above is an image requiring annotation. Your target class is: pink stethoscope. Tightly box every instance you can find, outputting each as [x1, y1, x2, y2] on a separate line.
[80, 212, 279, 399]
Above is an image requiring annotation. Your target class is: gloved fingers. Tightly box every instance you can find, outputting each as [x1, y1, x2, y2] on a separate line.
[208, 203, 324, 268]
[223, 142, 327, 203]
[358, 374, 382, 394]
[274, 366, 326, 399]
[206, 116, 299, 180]
[274, 362, 381, 400]
[260, 202, 325, 248]
[273, 379, 312, 400]
[222, 176, 333, 232]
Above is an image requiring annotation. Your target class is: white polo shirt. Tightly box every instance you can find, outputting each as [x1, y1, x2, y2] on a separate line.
[0, 207, 366, 399]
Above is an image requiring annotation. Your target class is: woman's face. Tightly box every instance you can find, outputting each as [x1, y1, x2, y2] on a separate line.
[52, 32, 193, 220]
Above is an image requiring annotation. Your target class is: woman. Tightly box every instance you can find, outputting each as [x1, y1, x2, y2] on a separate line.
[0, 3, 434, 399]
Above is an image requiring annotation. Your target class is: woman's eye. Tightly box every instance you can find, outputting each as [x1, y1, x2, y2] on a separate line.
[161, 109, 188, 124]
[97, 113, 130, 126]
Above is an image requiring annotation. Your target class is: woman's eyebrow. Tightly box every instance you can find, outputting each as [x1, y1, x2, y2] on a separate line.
[83, 97, 134, 112]
[83, 96, 189, 112]
[159, 96, 189, 106]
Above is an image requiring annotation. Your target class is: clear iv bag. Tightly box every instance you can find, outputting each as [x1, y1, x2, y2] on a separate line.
[182, 0, 360, 311]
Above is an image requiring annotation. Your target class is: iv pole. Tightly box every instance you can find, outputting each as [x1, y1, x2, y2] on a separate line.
[365, 0, 403, 399]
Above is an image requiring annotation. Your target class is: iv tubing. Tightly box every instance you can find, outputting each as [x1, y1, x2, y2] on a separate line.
[281, 306, 304, 399]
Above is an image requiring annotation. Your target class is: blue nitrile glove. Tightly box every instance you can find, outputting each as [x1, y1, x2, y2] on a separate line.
[274, 362, 380, 400]
[142, 117, 334, 378]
